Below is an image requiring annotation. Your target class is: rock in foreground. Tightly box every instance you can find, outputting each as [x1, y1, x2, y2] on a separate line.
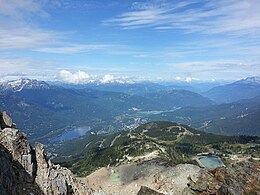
[0, 111, 93, 195]
[184, 163, 260, 195]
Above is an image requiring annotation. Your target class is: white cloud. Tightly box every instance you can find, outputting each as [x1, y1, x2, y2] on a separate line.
[57, 70, 133, 84]
[101, 74, 115, 83]
[58, 70, 92, 84]
[175, 76, 200, 83]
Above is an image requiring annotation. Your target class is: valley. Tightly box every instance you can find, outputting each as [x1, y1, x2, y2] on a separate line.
[1, 77, 260, 147]
[0, 76, 259, 194]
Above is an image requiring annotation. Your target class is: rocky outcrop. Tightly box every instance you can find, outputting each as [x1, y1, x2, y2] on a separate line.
[35, 143, 92, 195]
[0, 127, 36, 181]
[184, 163, 260, 195]
[0, 111, 93, 195]
[0, 144, 43, 195]
[0, 111, 13, 129]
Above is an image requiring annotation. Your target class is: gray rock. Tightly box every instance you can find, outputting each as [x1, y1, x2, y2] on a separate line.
[35, 143, 93, 194]
[0, 111, 13, 129]
[0, 112, 94, 195]
[0, 144, 44, 195]
[0, 128, 36, 181]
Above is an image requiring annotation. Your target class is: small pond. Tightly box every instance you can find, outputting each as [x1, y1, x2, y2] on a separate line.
[51, 126, 91, 142]
[197, 155, 225, 169]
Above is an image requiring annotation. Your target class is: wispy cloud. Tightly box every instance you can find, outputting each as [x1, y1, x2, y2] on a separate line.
[168, 60, 260, 80]
[0, 57, 60, 81]
[0, 0, 48, 20]
[0, 0, 113, 54]
[0, 28, 61, 50]
[104, 0, 260, 35]
[36, 44, 111, 54]
[0, 57, 58, 71]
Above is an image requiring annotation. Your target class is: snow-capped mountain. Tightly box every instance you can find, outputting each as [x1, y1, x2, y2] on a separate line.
[0, 79, 50, 92]
[234, 76, 260, 85]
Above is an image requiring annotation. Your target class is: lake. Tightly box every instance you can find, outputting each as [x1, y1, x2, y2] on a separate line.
[137, 109, 179, 115]
[51, 126, 91, 142]
[196, 155, 225, 169]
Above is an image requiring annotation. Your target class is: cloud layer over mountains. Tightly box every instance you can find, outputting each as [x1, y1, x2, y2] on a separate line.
[57, 70, 130, 84]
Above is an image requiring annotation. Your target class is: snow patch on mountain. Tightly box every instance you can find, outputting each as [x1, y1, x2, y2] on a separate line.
[235, 76, 260, 85]
[0, 78, 50, 92]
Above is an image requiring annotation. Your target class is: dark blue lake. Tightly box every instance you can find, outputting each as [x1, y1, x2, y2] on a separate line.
[51, 126, 91, 142]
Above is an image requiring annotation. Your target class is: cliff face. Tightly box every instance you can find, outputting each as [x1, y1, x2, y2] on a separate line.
[0, 112, 93, 195]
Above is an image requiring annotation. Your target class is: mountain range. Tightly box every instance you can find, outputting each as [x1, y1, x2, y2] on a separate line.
[148, 95, 260, 136]
[204, 76, 260, 103]
[0, 76, 259, 144]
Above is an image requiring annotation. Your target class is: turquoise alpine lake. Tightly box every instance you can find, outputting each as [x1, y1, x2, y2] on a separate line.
[196, 155, 225, 169]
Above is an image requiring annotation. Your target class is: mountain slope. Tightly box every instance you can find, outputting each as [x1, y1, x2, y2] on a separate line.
[147, 96, 260, 136]
[52, 121, 259, 176]
[0, 79, 161, 143]
[0, 78, 51, 92]
[204, 76, 260, 103]
[144, 89, 214, 108]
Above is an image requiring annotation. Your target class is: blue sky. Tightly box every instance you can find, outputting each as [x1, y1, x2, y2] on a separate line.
[0, 0, 260, 83]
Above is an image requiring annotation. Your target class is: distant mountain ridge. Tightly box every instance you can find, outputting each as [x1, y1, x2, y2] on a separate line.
[235, 76, 260, 85]
[0, 77, 259, 142]
[0, 78, 51, 92]
[204, 76, 260, 103]
[148, 95, 260, 136]
[144, 89, 214, 108]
